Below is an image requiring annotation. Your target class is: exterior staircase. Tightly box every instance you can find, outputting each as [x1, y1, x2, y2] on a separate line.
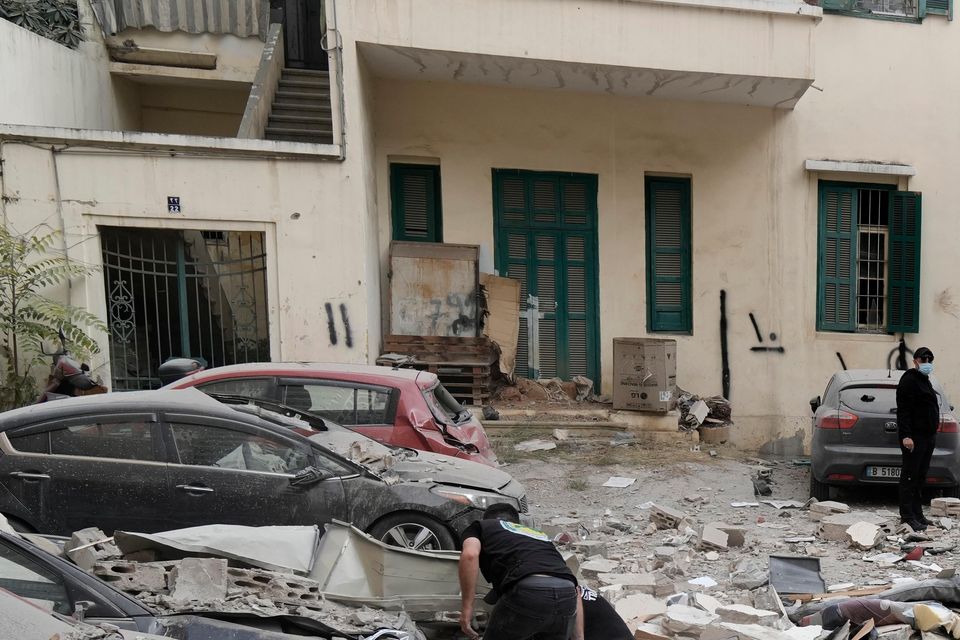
[265, 68, 333, 145]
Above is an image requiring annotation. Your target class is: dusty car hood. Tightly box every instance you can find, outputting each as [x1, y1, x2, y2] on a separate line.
[311, 428, 515, 492]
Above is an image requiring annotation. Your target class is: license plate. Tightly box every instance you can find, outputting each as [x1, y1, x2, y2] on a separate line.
[866, 466, 901, 478]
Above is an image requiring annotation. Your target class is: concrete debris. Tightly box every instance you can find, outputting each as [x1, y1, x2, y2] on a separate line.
[634, 622, 672, 639]
[716, 604, 781, 627]
[614, 593, 667, 624]
[553, 428, 570, 441]
[93, 560, 167, 593]
[689, 576, 719, 588]
[709, 523, 746, 548]
[809, 501, 851, 521]
[700, 525, 730, 552]
[818, 512, 888, 542]
[762, 500, 807, 510]
[169, 557, 228, 602]
[64, 527, 122, 571]
[695, 592, 724, 614]
[513, 439, 557, 452]
[650, 504, 686, 530]
[581, 557, 620, 577]
[731, 559, 769, 590]
[572, 540, 608, 558]
[664, 604, 720, 634]
[932, 498, 960, 517]
[847, 522, 883, 550]
[603, 476, 637, 488]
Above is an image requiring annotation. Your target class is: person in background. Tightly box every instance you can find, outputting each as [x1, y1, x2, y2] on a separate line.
[458, 503, 580, 640]
[897, 346, 941, 531]
[576, 585, 632, 640]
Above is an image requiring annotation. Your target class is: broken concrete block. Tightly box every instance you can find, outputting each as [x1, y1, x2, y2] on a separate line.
[706, 522, 745, 547]
[818, 512, 887, 542]
[716, 604, 780, 627]
[847, 521, 883, 550]
[663, 605, 719, 634]
[718, 622, 798, 639]
[169, 558, 228, 602]
[650, 504, 685, 530]
[694, 592, 723, 614]
[931, 497, 960, 517]
[598, 573, 658, 594]
[572, 540, 608, 558]
[808, 500, 850, 522]
[634, 623, 671, 640]
[513, 439, 557, 452]
[615, 594, 667, 624]
[699, 526, 729, 552]
[581, 558, 620, 578]
[654, 546, 677, 560]
[93, 561, 167, 593]
[553, 428, 570, 441]
[65, 528, 122, 571]
[731, 560, 769, 590]
[705, 551, 721, 561]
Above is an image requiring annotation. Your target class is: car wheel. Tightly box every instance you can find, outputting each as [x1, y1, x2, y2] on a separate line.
[368, 513, 457, 551]
[809, 473, 831, 501]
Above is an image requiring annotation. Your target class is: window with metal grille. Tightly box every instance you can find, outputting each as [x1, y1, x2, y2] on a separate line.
[817, 182, 922, 334]
[818, 0, 951, 19]
[390, 164, 442, 243]
[646, 177, 692, 334]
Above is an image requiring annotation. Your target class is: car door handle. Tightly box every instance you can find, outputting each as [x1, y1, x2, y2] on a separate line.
[10, 471, 50, 481]
[176, 484, 214, 494]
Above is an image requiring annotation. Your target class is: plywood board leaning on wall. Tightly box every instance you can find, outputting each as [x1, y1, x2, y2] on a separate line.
[480, 273, 521, 380]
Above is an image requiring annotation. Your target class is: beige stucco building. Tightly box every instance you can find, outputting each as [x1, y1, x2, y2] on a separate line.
[2, 0, 956, 452]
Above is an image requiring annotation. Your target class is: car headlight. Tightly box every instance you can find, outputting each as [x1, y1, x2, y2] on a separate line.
[432, 487, 518, 510]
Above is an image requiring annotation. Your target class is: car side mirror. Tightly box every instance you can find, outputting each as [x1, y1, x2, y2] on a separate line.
[809, 396, 821, 414]
[290, 466, 332, 487]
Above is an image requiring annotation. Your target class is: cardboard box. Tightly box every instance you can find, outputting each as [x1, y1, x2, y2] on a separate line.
[613, 338, 677, 412]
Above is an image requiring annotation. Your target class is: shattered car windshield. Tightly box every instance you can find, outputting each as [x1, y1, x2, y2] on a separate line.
[308, 423, 415, 476]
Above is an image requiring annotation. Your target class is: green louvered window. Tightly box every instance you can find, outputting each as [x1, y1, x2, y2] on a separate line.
[391, 164, 442, 243]
[646, 177, 692, 334]
[817, 182, 922, 334]
[821, 0, 951, 20]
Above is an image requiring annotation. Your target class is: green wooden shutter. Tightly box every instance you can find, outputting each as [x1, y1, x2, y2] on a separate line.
[817, 184, 858, 332]
[924, 0, 952, 17]
[390, 164, 442, 242]
[646, 177, 692, 333]
[888, 191, 922, 333]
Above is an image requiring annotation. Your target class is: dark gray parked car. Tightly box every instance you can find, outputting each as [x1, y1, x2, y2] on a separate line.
[0, 389, 527, 550]
[809, 369, 960, 500]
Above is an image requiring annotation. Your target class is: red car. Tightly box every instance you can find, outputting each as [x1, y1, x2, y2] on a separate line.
[165, 363, 498, 466]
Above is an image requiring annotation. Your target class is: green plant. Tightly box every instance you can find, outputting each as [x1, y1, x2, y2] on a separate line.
[567, 479, 588, 491]
[0, 0, 83, 49]
[0, 227, 105, 409]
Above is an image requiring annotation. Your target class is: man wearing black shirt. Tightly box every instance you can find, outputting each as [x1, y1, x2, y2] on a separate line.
[458, 503, 580, 640]
[576, 585, 632, 640]
[897, 346, 942, 530]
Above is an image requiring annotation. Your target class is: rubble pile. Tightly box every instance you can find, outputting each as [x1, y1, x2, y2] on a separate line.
[677, 387, 733, 434]
[535, 483, 960, 640]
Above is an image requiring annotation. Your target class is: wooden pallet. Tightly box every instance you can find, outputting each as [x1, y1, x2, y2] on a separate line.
[379, 335, 495, 405]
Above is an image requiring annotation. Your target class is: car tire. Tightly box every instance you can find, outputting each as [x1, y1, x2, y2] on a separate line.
[809, 473, 831, 501]
[368, 512, 457, 552]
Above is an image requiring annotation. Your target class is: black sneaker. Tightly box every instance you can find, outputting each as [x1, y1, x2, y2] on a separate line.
[917, 515, 933, 527]
[902, 519, 926, 531]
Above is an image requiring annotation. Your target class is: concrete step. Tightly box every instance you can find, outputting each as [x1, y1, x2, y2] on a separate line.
[268, 113, 333, 129]
[274, 90, 331, 107]
[271, 102, 331, 115]
[265, 128, 333, 144]
[282, 67, 330, 78]
[279, 77, 330, 91]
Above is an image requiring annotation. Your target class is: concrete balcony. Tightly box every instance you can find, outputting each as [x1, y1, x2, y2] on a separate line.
[347, 0, 821, 108]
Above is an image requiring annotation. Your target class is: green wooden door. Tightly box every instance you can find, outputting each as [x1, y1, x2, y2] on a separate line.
[493, 170, 599, 383]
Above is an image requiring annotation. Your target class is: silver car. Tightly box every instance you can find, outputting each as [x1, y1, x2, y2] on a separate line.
[810, 369, 960, 500]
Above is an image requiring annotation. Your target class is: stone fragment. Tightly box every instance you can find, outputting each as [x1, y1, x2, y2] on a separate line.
[572, 540, 608, 558]
[706, 522, 745, 547]
[65, 528, 122, 571]
[514, 439, 556, 452]
[931, 497, 960, 517]
[700, 526, 729, 552]
[581, 558, 619, 578]
[93, 561, 167, 593]
[650, 504, 686, 530]
[808, 500, 850, 522]
[634, 623, 671, 640]
[706, 551, 720, 561]
[553, 428, 570, 441]
[169, 558, 228, 602]
[654, 546, 677, 560]
[718, 622, 799, 639]
[731, 559, 769, 590]
[615, 594, 667, 624]
[847, 522, 882, 550]
[694, 592, 723, 614]
[716, 604, 780, 627]
[663, 605, 719, 634]
[818, 512, 886, 541]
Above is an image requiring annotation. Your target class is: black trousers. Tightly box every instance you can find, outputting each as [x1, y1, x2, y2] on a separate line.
[899, 434, 936, 521]
[484, 576, 577, 640]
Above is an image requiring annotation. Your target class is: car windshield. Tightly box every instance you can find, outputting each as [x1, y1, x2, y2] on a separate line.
[423, 383, 470, 425]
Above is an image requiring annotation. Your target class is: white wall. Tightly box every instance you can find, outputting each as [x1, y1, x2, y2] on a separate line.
[0, 2, 139, 130]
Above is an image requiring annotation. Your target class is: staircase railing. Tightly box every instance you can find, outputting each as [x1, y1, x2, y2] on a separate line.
[238, 23, 285, 139]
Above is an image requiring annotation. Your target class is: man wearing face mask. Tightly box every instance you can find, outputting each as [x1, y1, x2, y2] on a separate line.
[897, 346, 940, 530]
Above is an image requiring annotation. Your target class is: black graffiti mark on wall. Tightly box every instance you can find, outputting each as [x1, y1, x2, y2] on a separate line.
[325, 303, 338, 346]
[324, 302, 355, 348]
[340, 303, 353, 348]
[748, 312, 785, 354]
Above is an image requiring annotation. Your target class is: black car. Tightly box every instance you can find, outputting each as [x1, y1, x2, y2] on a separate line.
[0, 389, 527, 550]
[810, 369, 960, 500]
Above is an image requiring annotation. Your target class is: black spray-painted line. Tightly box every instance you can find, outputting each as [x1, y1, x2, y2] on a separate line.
[340, 303, 353, 348]
[720, 290, 731, 401]
[750, 346, 785, 353]
[836, 352, 848, 370]
[749, 312, 764, 343]
[325, 302, 338, 346]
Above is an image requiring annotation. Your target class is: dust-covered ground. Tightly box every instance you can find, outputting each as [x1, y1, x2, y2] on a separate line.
[494, 436, 960, 592]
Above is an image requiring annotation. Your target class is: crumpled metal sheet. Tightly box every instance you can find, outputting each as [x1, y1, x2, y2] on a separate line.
[90, 0, 269, 39]
[114, 524, 320, 575]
